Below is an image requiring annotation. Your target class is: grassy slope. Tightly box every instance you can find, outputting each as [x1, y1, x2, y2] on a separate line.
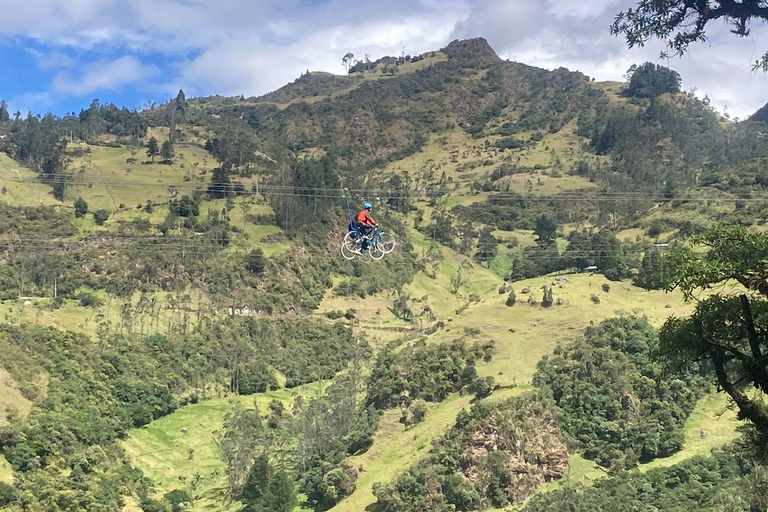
[0, 455, 12, 484]
[122, 83, 732, 510]
[0, 367, 32, 426]
[0, 153, 61, 207]
[123, 382, 330, 512]
[0, 70, 743, 512]
[325, 271, 694, 512]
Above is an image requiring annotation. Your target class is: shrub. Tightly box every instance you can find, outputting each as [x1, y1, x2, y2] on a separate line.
[602, 283, 611, 293]
[541, 286, 553, 308]
[506, 290, 516, 306]
[590, 294, 600, 304]
[73, 197, 88, 218]
[93, 209, 110, 225]
[78, 292, 101, 308]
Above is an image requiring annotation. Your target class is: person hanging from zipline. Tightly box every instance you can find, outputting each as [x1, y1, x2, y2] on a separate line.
[356, 203, 378, 249]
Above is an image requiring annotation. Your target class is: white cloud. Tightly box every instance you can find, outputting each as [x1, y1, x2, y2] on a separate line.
[177, 10, 466, 97]
[26, 49, 74, 71]
[1, 0, 766, 117]
[9, 92, 54, 115]
[51, 55, 157, 96]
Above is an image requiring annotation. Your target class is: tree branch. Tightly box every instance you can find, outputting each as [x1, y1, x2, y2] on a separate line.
[699, 319, 768, 435]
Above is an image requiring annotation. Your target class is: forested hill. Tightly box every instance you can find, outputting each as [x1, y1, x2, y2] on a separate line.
[0, 37, 767, 512]
[752, 101, 768, 123]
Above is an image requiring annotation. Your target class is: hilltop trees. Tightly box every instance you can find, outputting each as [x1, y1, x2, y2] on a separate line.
[0, 100, 8, 124]
[342, 52, 355, 73]
[624, 62, 682, 98]
[612, 0, 768, 71]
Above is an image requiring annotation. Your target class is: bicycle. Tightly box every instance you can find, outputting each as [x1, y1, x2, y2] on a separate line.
[341, 223, 395, 260]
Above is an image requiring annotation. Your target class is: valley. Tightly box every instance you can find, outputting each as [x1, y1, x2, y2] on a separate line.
[0, 37, 766, 512]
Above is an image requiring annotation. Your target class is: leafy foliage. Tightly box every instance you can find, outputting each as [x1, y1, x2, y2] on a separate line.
[660, 226, 768, 459]
[634, 250, 672, 290]
[533, 317, 704, 470]
[366, 338, 496, 409]
[373, 394, 569, 511]
[611, 1, 768, 71]
[522, 453, 760, 512]
[624, 62, 681, 98]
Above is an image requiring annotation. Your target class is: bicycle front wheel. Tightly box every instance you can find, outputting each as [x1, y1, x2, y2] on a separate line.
[377, 232, 396, 253]
[369, 242, 385, 260]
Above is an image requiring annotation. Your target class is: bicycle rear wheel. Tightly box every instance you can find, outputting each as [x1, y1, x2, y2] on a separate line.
[341, 242, 356, 260]
[343, 231, 361, 253]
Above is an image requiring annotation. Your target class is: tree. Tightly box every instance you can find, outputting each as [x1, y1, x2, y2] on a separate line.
[147, 136, 159, 162]
[164, 489, 191, 512]
[160, 139, 175, 164]
[0, 100, 9, 124]
[246, 249, 267, 275]
[426, 205, 456, 246]
[624, 62, 682, 98]
[474, 227, 498, 267]
[659, 226, 768, 460]
[73, 197, 88, 218]
[634, 250, 672, 290]
[208, 167, 233, 199]
[506, 289, 516, 307]
[612, 1, 768, 71]
[175, 89, 187, 114]
[342, 52, 355, 73]
[533, 215, 558, 247]
[541, 286, 553, 308]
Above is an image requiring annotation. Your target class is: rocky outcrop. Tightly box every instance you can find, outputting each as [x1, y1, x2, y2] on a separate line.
[459, 402, 569, 507]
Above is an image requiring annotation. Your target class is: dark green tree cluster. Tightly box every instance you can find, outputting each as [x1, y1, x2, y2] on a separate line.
[533, 317, 704, 470]
[198, 317, 357, 391]
[239, 455, 297, 512]
[366, 338, 496, 409]
[561, 229, 634, 280]
[623, 62, 682, 98]
[271, 156, 340, 232]
[220, 409, 297, 512]
[204, 122, 261, 171]
[473, 227, 498, 267]
[522, 452, 762, 512]
[633, 250, 672, 290]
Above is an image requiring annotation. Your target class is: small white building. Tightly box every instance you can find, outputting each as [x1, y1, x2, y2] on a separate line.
[583, 266, 598, 273]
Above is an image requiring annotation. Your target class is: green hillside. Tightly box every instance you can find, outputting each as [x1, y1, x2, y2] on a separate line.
[0, 37, 767, 512]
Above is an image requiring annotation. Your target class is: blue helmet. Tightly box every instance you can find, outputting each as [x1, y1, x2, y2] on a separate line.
[364, 203, 372, 210]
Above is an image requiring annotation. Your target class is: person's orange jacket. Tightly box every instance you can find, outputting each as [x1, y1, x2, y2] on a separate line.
[357, 210, 376, 225]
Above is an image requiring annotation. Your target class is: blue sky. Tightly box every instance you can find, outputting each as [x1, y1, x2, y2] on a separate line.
[1, 0, 766, 119]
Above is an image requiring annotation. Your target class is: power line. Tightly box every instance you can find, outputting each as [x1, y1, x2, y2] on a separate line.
[3, 176, 767, 202]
